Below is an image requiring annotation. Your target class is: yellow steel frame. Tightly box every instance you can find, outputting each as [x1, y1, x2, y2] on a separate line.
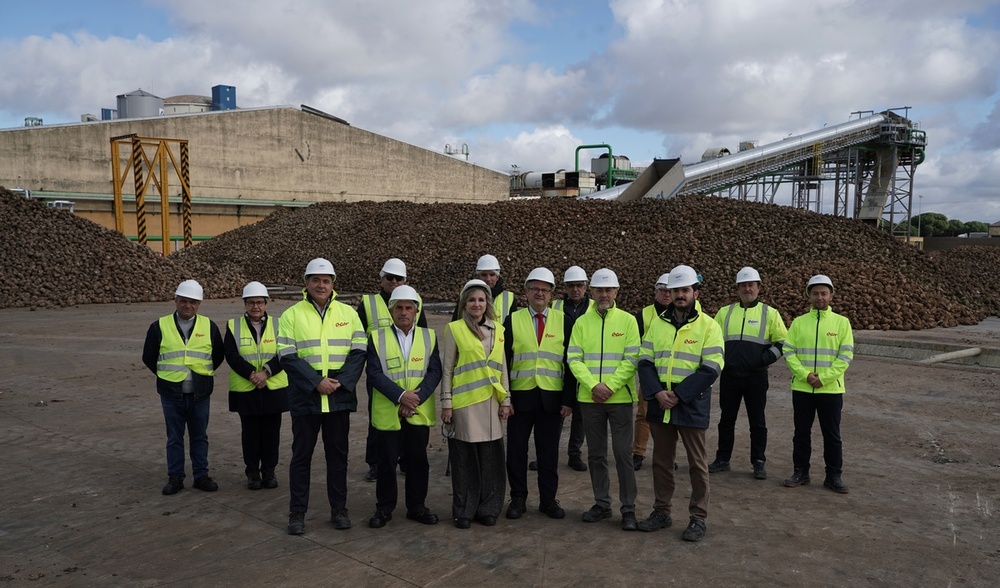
[110, 134, 193, 256]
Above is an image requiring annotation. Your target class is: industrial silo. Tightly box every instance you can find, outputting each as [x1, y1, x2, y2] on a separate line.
[116, 89, 164, 119]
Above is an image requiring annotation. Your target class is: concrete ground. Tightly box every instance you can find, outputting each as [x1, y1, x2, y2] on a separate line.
[1, 299, 998, 587]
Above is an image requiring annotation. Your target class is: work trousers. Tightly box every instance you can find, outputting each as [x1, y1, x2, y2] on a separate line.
[507, 405, 562, 504]
[580, 402, 637, 514]
[288, 411, 350, 514]
[565, 403, 586, 461]
[238, 413, 282, 477]
[365, 381, 378, 466]
[634, 394, 650, 457]
[449, 438, 506, 520]
[160, 393, 210, 479]
[375, 421, 430, 513]
[649, 420, 709, 521]
[715, 371, 769, 464]
[791, 391, 843, 476]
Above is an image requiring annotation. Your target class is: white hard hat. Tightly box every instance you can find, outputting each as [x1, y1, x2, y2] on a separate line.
[380, 258, 407, 279]
[736, 266, 762, 285]
[806, 274, 835, 294]
[175, 279, 204, 301]
[304, 257, 336, 278]
[242, 281, 269, 299]
[655, 273, 671, 289]
[590, 268, 620, 288]
[563, 265, 588, 283]
[667, 265, 699, 289]
[388, 285, 420, 308]
[525, 267, 555, 287]
[460, 279, 492, 300]
[476, 254, 501, 272]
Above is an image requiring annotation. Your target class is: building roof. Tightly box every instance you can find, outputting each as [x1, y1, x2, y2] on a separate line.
[117, 89, 161, 99]
[165, 95, 212, 105]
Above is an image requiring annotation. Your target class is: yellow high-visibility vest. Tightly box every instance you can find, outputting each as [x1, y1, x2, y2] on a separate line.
[509, 308, 564, 391]
[227, 316, 289, 392]
[448, 321, 507, 409]
[156, 314, 214, 382]
[371, 326, 436, 430]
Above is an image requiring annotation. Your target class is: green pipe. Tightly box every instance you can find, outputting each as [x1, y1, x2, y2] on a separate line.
[575, 143, 614, 190]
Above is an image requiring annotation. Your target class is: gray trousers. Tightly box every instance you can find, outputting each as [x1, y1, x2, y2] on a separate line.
[581, 402, 637, 514]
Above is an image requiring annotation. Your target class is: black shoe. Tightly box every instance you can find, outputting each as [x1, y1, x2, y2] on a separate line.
[475, 514, 497, 526]
[783, 470, 811, 487]
[261, 470, 278, 489]
[247, 472, 262, 490]
[161, 476, 184, 496]
[682, 518, 707, 542]
[708, 460, 730, 473]
[287, 511, 305, 535]
[192, 476, 218, 492]
[331, 508, 352, 530]
[405, 508, 439, 525]
[568, 457, 588, 472]
[364, 465, 377, 482]
[823, 476, 850, 494]
[453, 517, 471, 529]
[637, 509, 672, 532]
[506, 497, 526, 519]
[528, 460, 538, 471]
[582, 504, 612, 523]
[538, 500, 565, 519]
[632, 455, 644, 471]
[621, 512, 638, 531]
[753, 460, 767, 480]
[369, 508, 392, 528]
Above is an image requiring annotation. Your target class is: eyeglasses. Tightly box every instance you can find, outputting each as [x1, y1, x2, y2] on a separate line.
[527, 287, 552, 294]
[383, 274, 405, 282]
[245, 300, 266, 307]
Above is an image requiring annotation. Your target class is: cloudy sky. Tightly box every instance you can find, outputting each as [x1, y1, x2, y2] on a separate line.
[3, 0, 1000, 222]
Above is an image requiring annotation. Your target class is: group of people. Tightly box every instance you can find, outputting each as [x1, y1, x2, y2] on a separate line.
[142, 254, 854, 542]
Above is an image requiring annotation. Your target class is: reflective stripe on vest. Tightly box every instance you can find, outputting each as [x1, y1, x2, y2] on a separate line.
[228, 316, 289, 392]
[720, 303, 772, 345]
[276, 297, 366, 412]
[156, 314, 214, 382]
[509, 308, 565, 391]
[372, 327, 436, 430]
[567, 306, 639, 404]
[448, 321, 507, 409]
[551, 299, 564, 312]
[497, 290, 514, 323]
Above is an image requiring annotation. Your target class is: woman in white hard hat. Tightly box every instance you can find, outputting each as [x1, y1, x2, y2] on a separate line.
[224, 281, 290, 491]
[439, 279, 512, 529]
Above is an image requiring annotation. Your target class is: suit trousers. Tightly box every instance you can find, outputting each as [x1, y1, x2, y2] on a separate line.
[649, 419, 709, 521]
[565, 403, 586, 461]
[375, 421, 430, 513]
[507, 405, 562, 504]
[288, 411, 350, 514]
[580, 402, 636, 514]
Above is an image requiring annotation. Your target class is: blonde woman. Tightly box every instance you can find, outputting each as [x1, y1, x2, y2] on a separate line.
[440, 279, 512, 529]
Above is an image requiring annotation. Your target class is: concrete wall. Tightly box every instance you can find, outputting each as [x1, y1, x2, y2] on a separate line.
[0, 106, 508, 205]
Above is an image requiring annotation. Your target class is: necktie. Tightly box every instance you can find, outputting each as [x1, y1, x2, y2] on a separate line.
[536, 313, 545, 345]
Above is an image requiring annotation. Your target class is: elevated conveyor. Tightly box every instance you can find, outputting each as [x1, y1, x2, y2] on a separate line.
[585, 110, 926, 230]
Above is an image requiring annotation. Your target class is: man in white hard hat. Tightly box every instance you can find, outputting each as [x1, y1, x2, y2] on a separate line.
[451, 254, 519, 324]
[224, 281, 289, 491]
[550, 265, 592, 472]
[503, 267, 574, 521]
[636, 265, 724, 542]
[279, 258, 367, 534]
[365, 285, 442, 528]
[631, 273, 673, 472]
[782, 274, 854, 494]
[142, 279, 225, 496]
[567, 268, 641, 531]
[708, 267, 788, 481]
[357, 258, 429, 483]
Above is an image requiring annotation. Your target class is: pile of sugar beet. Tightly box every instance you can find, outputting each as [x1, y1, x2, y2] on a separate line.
[5, 186, 999, 330]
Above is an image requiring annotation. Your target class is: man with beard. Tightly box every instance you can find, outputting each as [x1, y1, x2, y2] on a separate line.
[636, 265, 724, 542]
